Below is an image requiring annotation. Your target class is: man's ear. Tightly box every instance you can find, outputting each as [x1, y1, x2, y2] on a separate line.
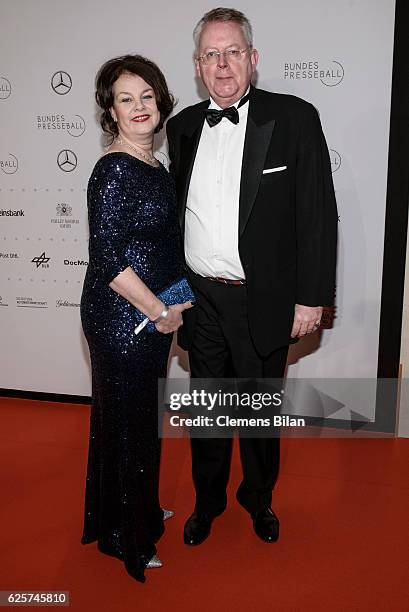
[195, 59, 201, 79]
[251, 48, 259, 73]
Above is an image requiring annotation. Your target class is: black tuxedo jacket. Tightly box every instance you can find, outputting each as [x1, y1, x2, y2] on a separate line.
[166, 86, 338, 356]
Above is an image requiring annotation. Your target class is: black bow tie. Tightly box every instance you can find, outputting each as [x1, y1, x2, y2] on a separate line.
[204, 92, 250, 128]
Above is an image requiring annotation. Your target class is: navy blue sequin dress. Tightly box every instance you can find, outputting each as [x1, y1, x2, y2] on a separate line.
[81, 152, 184, 583]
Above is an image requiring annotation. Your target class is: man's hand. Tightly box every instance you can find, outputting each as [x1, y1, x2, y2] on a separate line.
[291, 304, 323, 337]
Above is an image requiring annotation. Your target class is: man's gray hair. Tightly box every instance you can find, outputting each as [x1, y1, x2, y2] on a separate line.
[193, 7, 253, 53]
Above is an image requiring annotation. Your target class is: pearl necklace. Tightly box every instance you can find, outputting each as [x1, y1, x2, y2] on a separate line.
[116, 136, 157, 165]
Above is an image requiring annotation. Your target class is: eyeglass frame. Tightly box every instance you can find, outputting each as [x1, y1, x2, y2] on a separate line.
[196, 46, 253, 65]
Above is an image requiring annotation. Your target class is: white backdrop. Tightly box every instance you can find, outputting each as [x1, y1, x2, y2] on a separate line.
[0, 1, 396, 414]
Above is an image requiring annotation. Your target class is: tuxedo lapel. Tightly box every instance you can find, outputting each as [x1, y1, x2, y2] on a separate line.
[178, 125, 204, 229]
[177, 101, 208, 231]
[239, 90, 276, 236]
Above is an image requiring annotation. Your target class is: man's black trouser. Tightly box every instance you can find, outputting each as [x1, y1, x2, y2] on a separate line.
[187, 271, 289, 517]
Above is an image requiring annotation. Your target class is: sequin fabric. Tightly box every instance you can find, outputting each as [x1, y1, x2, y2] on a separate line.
[80, 152, 185, 583]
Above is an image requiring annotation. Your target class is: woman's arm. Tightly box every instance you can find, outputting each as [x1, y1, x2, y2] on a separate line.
[89, 157, 190, 332]
[109, 267, 191, 334]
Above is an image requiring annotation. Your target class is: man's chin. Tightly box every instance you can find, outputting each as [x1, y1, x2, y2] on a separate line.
[213, 86, 239, 102]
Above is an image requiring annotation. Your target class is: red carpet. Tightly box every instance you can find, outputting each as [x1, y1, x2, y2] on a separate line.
[1, 397, 408, 611]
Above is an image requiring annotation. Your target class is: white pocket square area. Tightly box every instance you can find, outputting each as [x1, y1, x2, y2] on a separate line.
[262, 165, 287, 174]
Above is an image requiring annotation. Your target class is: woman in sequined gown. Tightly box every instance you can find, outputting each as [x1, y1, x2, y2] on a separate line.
[80, 55, 191, 583]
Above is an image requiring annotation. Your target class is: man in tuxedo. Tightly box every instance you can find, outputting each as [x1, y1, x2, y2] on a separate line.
[166, 7, 337, 545]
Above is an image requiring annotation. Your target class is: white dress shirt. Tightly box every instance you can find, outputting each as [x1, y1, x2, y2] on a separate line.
[184, 92, 249, 279]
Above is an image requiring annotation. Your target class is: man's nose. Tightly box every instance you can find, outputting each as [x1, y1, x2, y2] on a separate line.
[217, 51, 228, 68]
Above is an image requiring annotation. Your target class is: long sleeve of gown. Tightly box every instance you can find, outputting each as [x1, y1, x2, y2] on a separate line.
[87, 156, 134, 285]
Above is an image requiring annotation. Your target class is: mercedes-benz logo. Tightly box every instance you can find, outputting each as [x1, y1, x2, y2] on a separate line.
[51, 71, 72, 95]
[57, 149, 77, 172]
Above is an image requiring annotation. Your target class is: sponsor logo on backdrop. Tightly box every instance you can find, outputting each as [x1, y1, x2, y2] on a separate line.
[0, 296, 9, 307]
[0, 251, 19, 260]
[37, 114, 86, 137]
[51, 203, 79, 229]
[0, 209, 24, 216]
[56, 299, 80, 308]
[51, 71, 72, 95]
[329, 149, 341, 173]
[283, 60, 344, 86]
[31, 252, 50, 269]
[0, 154, 18, 174]
[0, 77, 11, 100]
[64, 259, 88, 266]
[67, 116, 85, 137]
[57, 203, 72, 216]
[57, 149, 77, 172]
[155, 151, 169, 170]
[16, 296, 48, 308]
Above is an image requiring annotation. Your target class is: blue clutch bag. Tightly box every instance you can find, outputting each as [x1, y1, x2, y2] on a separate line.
[134, 277, 196, 335]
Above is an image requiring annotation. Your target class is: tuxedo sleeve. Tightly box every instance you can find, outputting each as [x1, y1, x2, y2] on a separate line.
[295, 104, 338, 306]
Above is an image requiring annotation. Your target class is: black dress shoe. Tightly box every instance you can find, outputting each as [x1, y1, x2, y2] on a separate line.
[252, 508, 279, 543]
[184, 512, 213, 546]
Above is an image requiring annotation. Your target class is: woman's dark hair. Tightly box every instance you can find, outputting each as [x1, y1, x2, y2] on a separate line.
[95, 54, 175, 140]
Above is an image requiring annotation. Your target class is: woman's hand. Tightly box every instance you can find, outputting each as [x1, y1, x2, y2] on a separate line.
[155, 301, 193, 334]
[109, 268, 194, 335]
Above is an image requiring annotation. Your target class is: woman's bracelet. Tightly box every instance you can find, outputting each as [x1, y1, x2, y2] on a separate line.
[152, 306, 169, 324]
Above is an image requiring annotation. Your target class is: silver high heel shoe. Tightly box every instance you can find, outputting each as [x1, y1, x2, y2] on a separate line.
[163, 509, 174, 521]
[145, 554, 162, 569]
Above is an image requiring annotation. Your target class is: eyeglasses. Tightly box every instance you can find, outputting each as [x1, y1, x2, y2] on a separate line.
[196, 47, 252, 65]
